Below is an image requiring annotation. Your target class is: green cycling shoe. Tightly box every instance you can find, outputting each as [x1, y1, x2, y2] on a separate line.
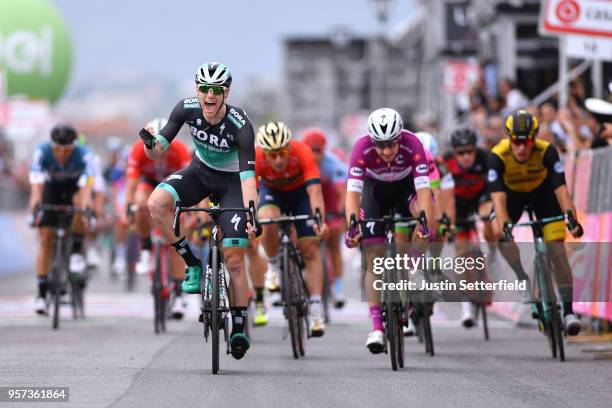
[230, 332, 250, 360]
[181, 264, 202, 294]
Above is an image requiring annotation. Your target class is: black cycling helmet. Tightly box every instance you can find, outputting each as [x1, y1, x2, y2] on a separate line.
[51, 124, 77, 145]
[505, 110, 539, 141]
[450, 127, 477, 148]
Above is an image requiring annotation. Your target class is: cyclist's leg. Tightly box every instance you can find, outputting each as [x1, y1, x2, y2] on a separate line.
[149, 161, 209, 293]
[360, 179, 393, 351]
[326, 220, 345, 305]
[134, 181, 155, 274]
[246, 239, 268, 325]
[534, 193, 581, 335]
[68, 186, 88, 276]
[492, 192, 530, 282]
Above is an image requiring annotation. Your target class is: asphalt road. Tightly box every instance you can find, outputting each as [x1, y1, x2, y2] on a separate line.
[1, 258, 610, 408]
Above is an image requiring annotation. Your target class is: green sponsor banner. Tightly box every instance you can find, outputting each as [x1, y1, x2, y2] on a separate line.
[0, 0, 73, 103]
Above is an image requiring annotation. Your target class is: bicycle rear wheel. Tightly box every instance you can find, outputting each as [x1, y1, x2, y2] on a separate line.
[211, 248, 220, 374]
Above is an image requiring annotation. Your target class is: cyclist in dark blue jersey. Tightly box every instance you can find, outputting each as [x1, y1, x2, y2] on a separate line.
[29, 124, 93, 314]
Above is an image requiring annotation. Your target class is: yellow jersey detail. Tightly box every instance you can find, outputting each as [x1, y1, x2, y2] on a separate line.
[491, 139, 551, 193]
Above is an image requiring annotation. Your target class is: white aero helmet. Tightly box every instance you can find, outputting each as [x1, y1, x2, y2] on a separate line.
[415, 131, 439, 157]
[146, 117, 168, 136]
[195, 62, 232, 87]
[256, 121, 292, 150]
[367, 108, 403, 142]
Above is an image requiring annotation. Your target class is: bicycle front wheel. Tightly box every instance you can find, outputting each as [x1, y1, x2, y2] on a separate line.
[211, 249, 220, 374]
[282, 245, 300, 359]
[385, 300, 399, 371]
[551, 304, 565, 362]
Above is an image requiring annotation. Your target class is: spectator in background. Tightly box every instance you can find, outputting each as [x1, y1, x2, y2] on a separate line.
[585, 97, 612, 149]
[487, 95, 504, 116]
[484, 114, 504, 150]
[499, 78, 529, 116]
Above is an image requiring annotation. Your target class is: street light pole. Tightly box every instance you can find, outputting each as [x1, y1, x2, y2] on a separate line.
[370, 0, 395, 108]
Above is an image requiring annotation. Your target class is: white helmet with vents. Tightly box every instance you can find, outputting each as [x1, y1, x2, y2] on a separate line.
[367, 108, 403, 142]
[195, 62, 232, 87]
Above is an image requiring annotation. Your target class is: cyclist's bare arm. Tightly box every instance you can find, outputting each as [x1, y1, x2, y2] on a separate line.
[29, 183, 44, 212]
[415, 187, 435, 231]
[554, 185, 581, 237]
[240, 177, 258, 209]
[440, 187, 455, 225]
[306, 183, 326, 220]
[491, 191, 510, 233]
[125, 178, 138, 210]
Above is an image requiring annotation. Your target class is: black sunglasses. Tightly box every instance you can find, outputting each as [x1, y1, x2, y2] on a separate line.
[373, 139, 399, 149]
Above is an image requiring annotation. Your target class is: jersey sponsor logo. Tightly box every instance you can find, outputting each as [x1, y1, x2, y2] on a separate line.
[396, 154, 404, 164]
[231, 213, 241, 231]
[219, 123, 226, 134]
[414, 176, 431, 190]
[366, 222, 376, 236]
[248, 160, 255, 165]
[184, 98, 200, 108]
[488, 169, 498, 182]
[554, 161, 564, 174]
[347, 178, 364, 193]
[197, 119, 202, 126]
[413, 153, 421, 162]
[228, 108, 246, 129]
[349, 167, 363, 177]
[166, 174, 183, 181]
[190, 127, 230, 148]
[416, 164, 428, 174]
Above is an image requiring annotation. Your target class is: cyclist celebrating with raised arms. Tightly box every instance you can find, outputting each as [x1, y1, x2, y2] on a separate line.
[143, 62, 258, 359]
[255, 121, 329, 337]
[344, 108, 435, 353]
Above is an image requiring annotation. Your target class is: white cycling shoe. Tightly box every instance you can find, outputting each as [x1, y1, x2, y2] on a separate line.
[309, 313, 326, 337]
[86, 246, 101, 269]
[136, 250, 151, 275]
[403, 317, 416, 336]
[69, 254, 87, 275]
[112, 257, 127, 276]
[34, 296, 47, 315]
[461, 302, 478, 328]
[564, 313, 582, 336]
[170, 295, 187, 320]
[366, 330, 384, 354]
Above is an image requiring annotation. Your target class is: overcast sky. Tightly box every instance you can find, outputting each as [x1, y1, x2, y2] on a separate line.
[53, 0, 414, 92]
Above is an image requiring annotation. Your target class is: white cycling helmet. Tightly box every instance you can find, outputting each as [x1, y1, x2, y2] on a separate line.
[367, 108, 403, 142]
[146, 117, 168, 136]
[415, 131, 439, 157]
[195, 62, 232, 87]
[256, 121, 292, 150]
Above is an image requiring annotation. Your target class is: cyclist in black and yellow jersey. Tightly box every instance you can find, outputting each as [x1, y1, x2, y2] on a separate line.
[487, 110, 584, 336]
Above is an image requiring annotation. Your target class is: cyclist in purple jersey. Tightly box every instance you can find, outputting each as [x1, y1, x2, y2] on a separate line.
[344, 108, 435, 354]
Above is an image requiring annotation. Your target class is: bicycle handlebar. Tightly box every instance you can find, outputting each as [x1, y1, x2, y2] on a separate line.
[172, 200, 257, 238]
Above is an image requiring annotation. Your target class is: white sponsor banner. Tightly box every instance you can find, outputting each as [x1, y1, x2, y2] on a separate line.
[566, 34, 612, 61]
[541, 0, 612, 38]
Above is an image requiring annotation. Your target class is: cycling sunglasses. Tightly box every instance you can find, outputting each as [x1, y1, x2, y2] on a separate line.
[510, 137, 534, 147]
[198, 84, 226, 95]
[454, 147, 476, 156]
[373, 139, 399, 149]
[264, 147, 290, 160]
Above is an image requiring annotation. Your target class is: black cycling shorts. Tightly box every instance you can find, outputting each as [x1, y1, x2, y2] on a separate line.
[156, 158, 248, 248]
[39, 180, 79, 228]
